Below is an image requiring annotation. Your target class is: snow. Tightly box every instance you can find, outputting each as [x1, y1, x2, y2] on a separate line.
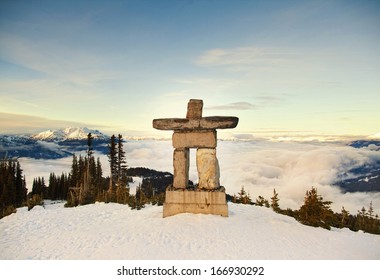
[32, 127, 108, 141]
[129, 176, 143, 195]
[1, 202, 379, 260]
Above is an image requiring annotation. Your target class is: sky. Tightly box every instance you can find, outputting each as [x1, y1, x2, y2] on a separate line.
[0, 0, 379, 138]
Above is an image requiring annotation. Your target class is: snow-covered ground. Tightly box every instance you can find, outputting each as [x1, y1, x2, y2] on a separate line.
[1, 201, 379, 260]
[129, 176, 143, 195]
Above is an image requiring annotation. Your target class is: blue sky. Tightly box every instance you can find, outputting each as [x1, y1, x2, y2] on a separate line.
[0, 0, 379, 138]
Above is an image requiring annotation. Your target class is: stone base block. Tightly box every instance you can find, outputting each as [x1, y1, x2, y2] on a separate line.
[163, 187, 228, 218]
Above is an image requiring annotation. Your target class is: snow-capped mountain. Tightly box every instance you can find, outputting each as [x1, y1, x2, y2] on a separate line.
[32, 127, 108, 141]
[0, 127, 110, 159]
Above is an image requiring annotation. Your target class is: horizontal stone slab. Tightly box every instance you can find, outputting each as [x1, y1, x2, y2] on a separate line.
[153, 116, 239, 131]
[165, 188, 227, 204]
[163, 203, 228, 218]
[200, 117, 239, 130]
[172, 131, 216, 149]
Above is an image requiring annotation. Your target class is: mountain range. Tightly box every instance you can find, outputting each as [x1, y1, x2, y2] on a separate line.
[337, 139, 380, 192]
[31, 127, 108, 141]
[0, 127, 109, 159]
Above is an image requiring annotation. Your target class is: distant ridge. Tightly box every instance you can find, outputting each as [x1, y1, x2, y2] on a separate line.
[31, 127, 108, 141]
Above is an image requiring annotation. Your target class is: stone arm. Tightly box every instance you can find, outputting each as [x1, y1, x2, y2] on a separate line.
[153, 116, 239, 131]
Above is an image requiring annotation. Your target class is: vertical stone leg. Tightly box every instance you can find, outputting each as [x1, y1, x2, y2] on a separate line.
[196, 148, 220, 190]
[173, 148, 189, 189]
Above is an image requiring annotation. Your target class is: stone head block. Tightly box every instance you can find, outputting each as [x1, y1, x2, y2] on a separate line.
[186, 99, 203, 119]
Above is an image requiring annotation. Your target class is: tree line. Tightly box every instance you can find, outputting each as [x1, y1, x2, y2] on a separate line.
[30, 133, 136, 207]
[0, 159, 27, 218]
[231, 186, 380, 235]
[1, 133, 166, 218]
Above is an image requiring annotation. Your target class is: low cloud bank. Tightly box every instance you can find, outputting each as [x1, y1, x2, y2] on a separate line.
[20, 139, 380, 214]
[124, 139, 380, 213]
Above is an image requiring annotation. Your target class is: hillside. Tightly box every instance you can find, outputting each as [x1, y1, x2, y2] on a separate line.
[1, 201, 379, 260]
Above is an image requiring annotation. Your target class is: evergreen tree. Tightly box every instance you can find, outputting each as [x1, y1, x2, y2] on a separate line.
[87, 133, 94, 158]
[255, 195, 269, 207]
[15, 161, 26, 207]
[31, 176, 47, 198]
[79, 133, 96, 205]
[108, 134, 117, 192]
[96, 157, 103, 182]
[60, 173, 69, 200]
[264, 199, 270, 208]
[117, 134, 127, 186]
[237, 186, 251, 204]
[354, 203, 380, 234]
[0, 159, 27, 218]
[135, 185, 146, 210]
[70, 154, 79, 188]
[48, 173, 57, 200]
[368, 201, 374, 218]
[366, 201, 380, 234]
[297, 187, 334, 230]
[340, 206, 350, 228]
[270, 188, 281, 213]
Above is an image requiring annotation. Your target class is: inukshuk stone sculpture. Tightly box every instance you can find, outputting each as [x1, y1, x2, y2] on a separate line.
[153, 99, 238, 217]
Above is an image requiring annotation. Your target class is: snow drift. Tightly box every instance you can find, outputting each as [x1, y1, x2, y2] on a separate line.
[1, 201, 379, 260]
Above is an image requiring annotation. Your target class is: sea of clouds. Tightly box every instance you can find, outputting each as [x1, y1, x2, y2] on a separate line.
[19, 139, 380, 214]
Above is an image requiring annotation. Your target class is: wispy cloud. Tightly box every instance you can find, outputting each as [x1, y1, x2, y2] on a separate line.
[196, 47, 294, 71]
[204, 94, 288, 112]
[0, 33, 122, 86]
[0, 112, 98, 134]
[206, 102, 256, 111]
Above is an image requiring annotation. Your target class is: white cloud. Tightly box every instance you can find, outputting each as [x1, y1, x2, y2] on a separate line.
[0, 112, 99, 134]
[125, 139, 380, 214]
[205, 102, 256, 111]
[0, 33, 122, 86]
[216, 141, 380, 213]
[368, 133, 380, 140]
[196, 47, 294, 71]
[19, 139, 380, 216]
